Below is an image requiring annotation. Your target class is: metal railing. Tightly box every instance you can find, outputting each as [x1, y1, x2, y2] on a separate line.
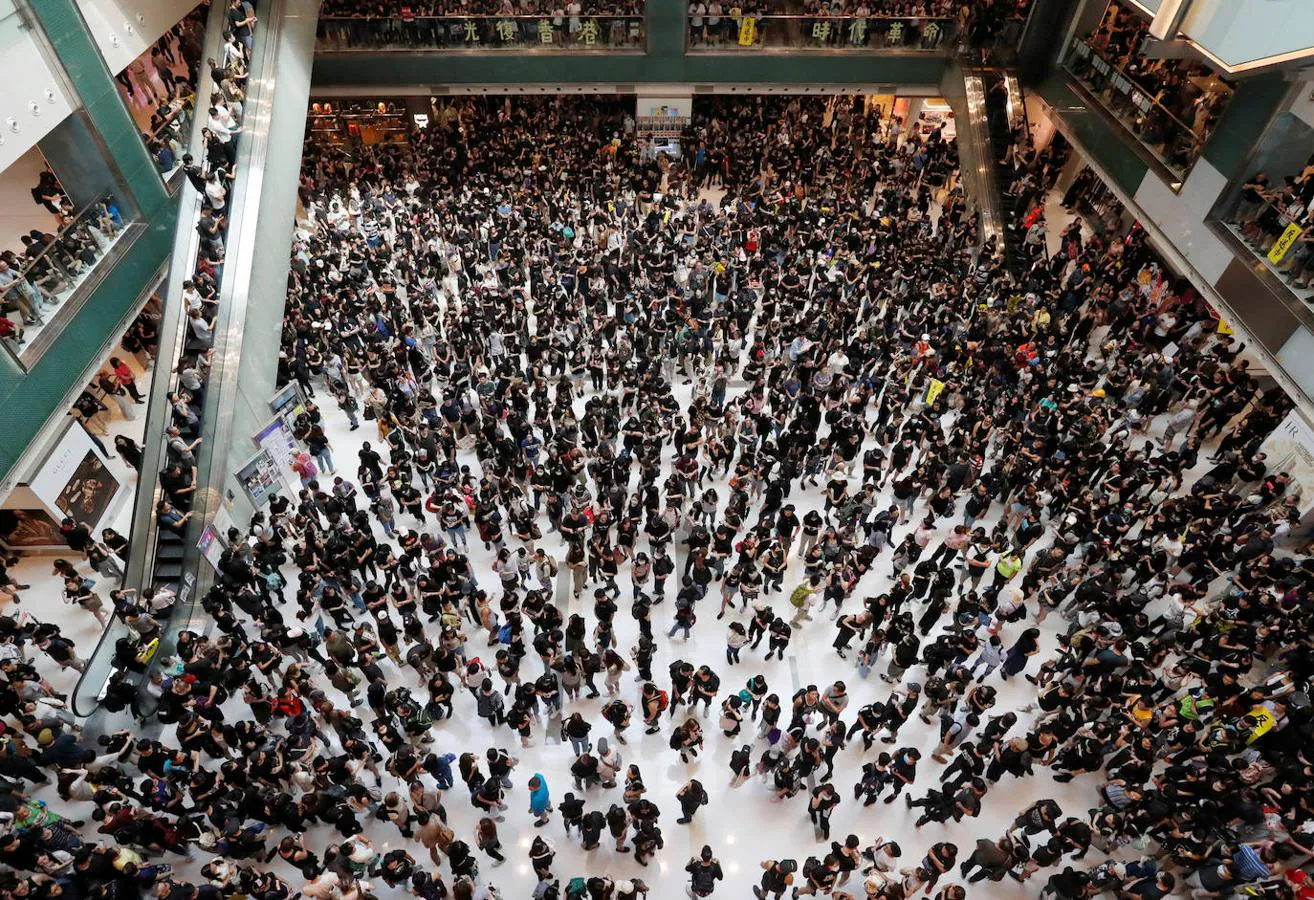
[686, 14, 956, 51]
[1221, 193, 1314, 291]
[317, 13, 645, 49]
[1063, 37, 1226, 182]
[0, 194, 126, 364]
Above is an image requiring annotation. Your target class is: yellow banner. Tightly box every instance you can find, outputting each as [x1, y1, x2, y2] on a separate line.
[1216, 318, 1233, 336]
[738, 16, 756, 45]
[925, 378, 946, 406]
[1268, 223, 1303, 264]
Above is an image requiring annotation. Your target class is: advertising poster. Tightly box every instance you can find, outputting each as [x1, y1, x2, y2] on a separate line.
[1259, 410, 1314, 517]
[197, 524, 226, 572]
[638, 98, 692, 121]
[29, 425, 122, 530]
[0, 508, 67, 548]
[235, 447, 288, 508]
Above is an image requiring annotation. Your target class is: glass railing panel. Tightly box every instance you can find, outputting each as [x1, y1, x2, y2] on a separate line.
[0, 193, 134, 366]
[1063, 37, 1227, 184]
[147, 101, 197, 184]
[1216, 194, 1314, 302]
[686, 15, 956, 51]
[316, 14, 645, 50]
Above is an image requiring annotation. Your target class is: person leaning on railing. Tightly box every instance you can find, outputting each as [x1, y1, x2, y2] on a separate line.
[1277, 210, 1314, 291]
[0, 258, 45, 328]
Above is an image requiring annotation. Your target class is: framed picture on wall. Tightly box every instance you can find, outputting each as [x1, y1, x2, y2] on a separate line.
[29, 424, 123, 531]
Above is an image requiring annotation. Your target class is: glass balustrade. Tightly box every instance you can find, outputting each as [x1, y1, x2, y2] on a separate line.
[317, 14, 645, 50]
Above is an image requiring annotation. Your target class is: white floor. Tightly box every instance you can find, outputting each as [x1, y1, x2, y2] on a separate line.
[6, 348, 152, 683]
[202, 373, 1099, 898]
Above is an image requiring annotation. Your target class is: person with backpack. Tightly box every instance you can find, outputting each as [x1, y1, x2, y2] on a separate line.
[754, 857, 797, 898]
[640, 681, 668, 733]
[788, 576, 822, 626]
[475, 678, 505, 727]
[675, 778, 709, 824]
[602, 697, 632, 744]
[685, 844, 723, 897]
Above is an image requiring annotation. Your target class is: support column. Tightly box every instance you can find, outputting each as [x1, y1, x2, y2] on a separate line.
[1017, 0, 1101, 81]
[644, 0, 688, 80]
[226, 0, 319, 453]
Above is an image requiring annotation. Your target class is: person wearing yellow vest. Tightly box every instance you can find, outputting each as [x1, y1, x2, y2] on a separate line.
[992, 550, 1022, 592]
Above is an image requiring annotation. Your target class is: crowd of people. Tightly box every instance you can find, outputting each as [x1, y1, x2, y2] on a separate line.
[316, 0, 646, 49]
[687, 0, 1028, 50]
[3, 81, 1314, 900]
[312, 0, 1025, 50]
[1230, 160, 1314, 296]
[0, 189, 125, 350]
[130, 6, 209, 176]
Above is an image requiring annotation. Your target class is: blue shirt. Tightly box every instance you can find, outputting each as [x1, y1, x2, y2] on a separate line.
[1233, 845, 1270, 882]
[529, 773, 550, 814]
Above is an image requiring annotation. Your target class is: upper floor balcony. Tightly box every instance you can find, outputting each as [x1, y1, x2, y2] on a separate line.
[1060, 1, 1235, 187]
[309, 1, 1028, 92]
[316, 13, 646, 51]
[311, 0, 1030, 60]
[685, 14, 956, 53]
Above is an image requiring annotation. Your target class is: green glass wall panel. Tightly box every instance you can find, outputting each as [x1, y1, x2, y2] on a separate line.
[1033, 74, 1151, 197]
[0, 0, 179, 483]
[0, 211, 178, 481]
[27, 0, 170, 219]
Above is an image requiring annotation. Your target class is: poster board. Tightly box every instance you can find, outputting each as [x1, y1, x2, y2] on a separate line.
[28, 424, 122, 531]
[253, 416, 300, 504]
[254, 416, 298, 470]
[235, 446, 289, 508]
[197, 524, 226, 572]
[270, 382, 307, 430]
[636, 97, 692, 122]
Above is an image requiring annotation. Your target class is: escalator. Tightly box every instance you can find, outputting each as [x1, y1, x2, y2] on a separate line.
[982, 72, 1028, 273]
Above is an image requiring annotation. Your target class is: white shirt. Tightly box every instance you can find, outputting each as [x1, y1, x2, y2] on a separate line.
[207, 115, 237, 142]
